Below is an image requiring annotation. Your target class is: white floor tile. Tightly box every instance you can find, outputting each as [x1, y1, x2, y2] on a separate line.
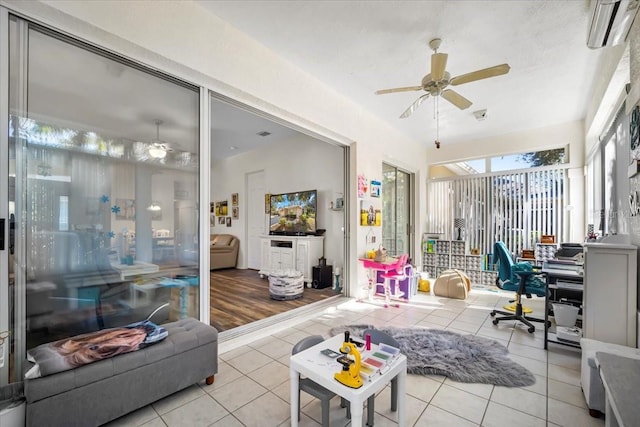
[547, 397, 605, 427]
[405, 373, 443, 402]
[208, 414, 245, 427]
[415, 404, 479, 427]
[482, 401, 546, 427]
[211, 376, 268, 412]
[161, 394, 228, 427]
[368, 392, 428, 426]
[491, 385, 547, 419]
[152, 385, 205, 416]
[224, 346, 274, 374]
[232, 392, 291, 427]
[200, 361, 244, 392]
[103, 405, 159, 426]
[139, 418, 167, 427]
[430, 383, 488, 424]
[247, 359, 289, 390]
[548, 378, 587, 408]
[443, 377, 494, 399]
[250, 336, 294, 359]
[547, 363, 581, 386]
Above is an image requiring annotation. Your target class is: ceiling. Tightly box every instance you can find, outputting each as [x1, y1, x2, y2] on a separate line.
[199, 0, 607, 149]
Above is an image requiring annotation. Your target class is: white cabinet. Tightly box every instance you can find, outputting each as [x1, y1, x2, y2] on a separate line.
[260, 235, 324, 282]
[583, 243, 638, 347]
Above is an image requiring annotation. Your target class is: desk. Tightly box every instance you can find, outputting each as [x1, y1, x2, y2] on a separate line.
[289, 334, 407, 427]
[359, 258, 407, 305]
[596, 352, 640, 427]
[541, 267, 583, 350]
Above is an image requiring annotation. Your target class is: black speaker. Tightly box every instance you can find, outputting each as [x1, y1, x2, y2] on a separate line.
[312, 265, 333, 289]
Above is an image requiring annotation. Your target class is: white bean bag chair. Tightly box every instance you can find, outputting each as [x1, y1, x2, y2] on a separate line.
[433, 269, 471, 300]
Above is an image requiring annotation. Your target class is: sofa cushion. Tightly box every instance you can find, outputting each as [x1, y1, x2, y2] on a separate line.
[25, 318, 218, 403]
[212, 235, 233, 246]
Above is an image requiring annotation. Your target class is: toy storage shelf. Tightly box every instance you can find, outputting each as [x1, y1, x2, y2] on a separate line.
[421, 239, 497, 286]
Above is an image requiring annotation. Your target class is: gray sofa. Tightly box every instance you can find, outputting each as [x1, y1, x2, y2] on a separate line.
[25, 318, 218, 427]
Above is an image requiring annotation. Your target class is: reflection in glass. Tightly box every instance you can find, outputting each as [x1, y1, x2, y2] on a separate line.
[9, 21, 201, 351]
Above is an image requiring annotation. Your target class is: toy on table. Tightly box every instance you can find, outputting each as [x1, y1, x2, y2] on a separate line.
[334, 331, 363, 389]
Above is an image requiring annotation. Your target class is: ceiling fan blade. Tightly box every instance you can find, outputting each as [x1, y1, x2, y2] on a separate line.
[431, 52, 448, 81]
[375, 86, 423, 95]
[441, 89, 472, 110]
[450, 63, 511, 86]
[400, 93, 430, 118]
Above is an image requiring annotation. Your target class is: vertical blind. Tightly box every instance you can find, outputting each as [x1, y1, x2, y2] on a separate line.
[426, 165, 568, 257]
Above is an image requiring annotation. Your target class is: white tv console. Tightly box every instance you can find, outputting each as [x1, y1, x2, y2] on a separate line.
[259, 235, 324, 283]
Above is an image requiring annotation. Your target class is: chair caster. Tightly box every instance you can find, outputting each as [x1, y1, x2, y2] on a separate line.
[528, 326, 535, 333]
[490, 311, 496, 317]
[492, 319, 499, 325]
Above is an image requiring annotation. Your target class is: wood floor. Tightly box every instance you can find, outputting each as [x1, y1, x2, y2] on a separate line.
[209, 268, 339, 331]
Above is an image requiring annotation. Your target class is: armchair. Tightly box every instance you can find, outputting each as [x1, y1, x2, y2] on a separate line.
[490, 241, 547, 333]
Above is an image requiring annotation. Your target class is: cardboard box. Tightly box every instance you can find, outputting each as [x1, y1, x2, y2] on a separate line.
[521, 249, 535, 259]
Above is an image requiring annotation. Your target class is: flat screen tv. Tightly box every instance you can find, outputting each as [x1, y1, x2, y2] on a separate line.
[269, 190, 317, 235]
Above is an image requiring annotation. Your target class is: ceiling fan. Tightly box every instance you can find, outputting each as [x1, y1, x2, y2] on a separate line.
[375, 38, 511, 118]
[147, 119, 174, 159]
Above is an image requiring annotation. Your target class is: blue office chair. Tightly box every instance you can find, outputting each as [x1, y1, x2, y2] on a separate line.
[490, 241, 548, 333]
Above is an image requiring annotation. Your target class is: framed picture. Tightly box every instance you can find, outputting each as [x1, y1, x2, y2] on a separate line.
[215, 200, 228, 216]
[232, 193, 239, 206]
[360, 199, 382, 226]
[232, 206, 239, 219]
[115, 198, 135, 220]
[265, 193, 270, 213]
[226, 217, 232, 227]
[210, 214, 216, 226]
[218, 216, 225, 225]
[370, 180, 381, 198]
[210, 202, 215, 214]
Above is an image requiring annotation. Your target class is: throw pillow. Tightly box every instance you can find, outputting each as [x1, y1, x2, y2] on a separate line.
[25, 320, 168, 379]
[214, 235, 232, 246]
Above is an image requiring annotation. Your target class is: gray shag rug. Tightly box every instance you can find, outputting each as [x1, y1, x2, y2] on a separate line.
[329, 325, 535, 387]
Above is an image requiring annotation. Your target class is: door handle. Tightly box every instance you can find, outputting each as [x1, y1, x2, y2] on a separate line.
[0, 218, 4, 250]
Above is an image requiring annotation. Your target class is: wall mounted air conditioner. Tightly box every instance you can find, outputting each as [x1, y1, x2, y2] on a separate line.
[587, 0, 640, 49]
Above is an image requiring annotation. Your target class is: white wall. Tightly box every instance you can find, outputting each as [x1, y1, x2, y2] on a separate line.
[211, 133, 345, 270]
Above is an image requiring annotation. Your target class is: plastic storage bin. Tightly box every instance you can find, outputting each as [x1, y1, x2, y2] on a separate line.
[552, 303, 579, 327]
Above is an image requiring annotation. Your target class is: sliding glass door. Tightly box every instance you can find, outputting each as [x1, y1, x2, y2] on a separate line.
[2, 14, 201, 381]
[382, 163, 413, 257]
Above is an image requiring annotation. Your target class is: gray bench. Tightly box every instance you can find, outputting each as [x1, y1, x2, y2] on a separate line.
[25, 317, 218, 427]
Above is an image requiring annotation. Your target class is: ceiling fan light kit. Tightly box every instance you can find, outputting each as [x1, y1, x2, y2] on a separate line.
[375, 38, 511, 118]
[146, 119, 172, 159]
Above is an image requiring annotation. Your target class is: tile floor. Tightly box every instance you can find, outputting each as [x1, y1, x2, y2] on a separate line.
[104, 288, 606, 427]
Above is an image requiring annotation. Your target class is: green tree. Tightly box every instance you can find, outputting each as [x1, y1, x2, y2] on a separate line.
[519, 148, 565, 167]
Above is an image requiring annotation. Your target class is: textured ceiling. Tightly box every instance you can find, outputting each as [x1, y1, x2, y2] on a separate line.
[199, 0, 606, 148]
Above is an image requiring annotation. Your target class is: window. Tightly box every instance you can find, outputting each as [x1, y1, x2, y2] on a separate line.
[438, 148, 567, 175]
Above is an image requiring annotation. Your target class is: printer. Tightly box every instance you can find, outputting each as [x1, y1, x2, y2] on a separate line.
[555, 243, 584, 261]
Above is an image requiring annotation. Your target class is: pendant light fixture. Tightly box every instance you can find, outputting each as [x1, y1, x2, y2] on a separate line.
[148, 119, 168, 159]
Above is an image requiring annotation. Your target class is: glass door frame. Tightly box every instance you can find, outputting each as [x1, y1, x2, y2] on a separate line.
[0, 6, 11, 383]
[0, 9, 211, 382]
[382, 162, 415, 258]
